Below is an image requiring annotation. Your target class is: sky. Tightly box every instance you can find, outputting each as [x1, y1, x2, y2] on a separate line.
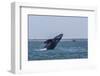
[28, 15, 88, 39]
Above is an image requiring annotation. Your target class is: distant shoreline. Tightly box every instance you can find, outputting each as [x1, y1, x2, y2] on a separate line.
[28, 39, 88, 41]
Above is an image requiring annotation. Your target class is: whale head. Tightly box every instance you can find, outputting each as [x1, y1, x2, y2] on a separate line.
[54, 34, 63, 40]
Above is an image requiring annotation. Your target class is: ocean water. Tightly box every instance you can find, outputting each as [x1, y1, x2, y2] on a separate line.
[28, 39, 88, 60]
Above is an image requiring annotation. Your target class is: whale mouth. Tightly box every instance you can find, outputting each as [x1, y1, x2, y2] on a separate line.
[55, 34, 63, 39]
[57, 34, 63, 37]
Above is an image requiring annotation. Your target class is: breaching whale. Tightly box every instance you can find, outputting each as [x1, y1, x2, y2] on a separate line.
[43, 34, 63, 50]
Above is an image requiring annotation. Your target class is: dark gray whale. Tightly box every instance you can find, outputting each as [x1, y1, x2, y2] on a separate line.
[44, 34, 63, 50]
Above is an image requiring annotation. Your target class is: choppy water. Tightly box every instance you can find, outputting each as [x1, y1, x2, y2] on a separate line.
[28, 39, 88, 60]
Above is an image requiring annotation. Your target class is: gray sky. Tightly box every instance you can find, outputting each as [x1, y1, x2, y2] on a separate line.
[28, 15, 88, 39]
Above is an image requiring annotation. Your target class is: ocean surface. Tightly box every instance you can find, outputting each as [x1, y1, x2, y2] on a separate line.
[28, 39, 88, 61]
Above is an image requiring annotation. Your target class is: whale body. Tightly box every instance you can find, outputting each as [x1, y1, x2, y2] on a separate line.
[44, 34, 63, 50]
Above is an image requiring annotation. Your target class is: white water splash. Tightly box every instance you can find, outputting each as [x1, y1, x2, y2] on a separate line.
[33, 48, 47, 51]
[40, 48, 47, 51]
